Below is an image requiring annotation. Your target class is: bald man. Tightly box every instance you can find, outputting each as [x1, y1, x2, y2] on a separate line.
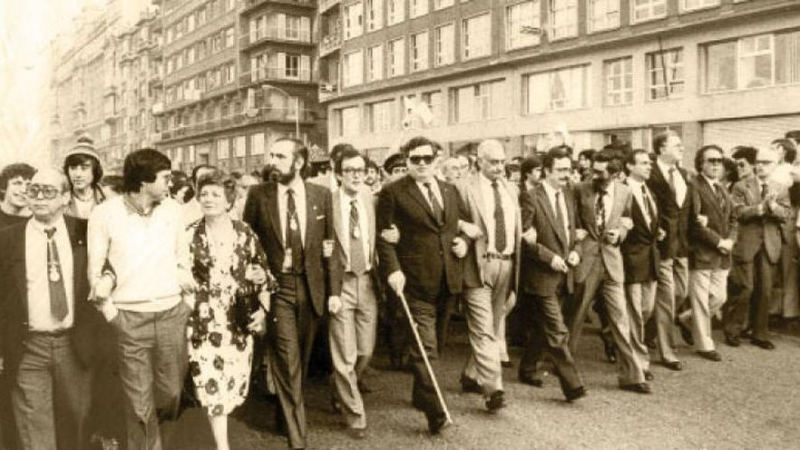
[455, 139, 521, 411]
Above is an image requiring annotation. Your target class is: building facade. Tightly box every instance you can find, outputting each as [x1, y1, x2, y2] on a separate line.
[322, 0, 800, 165]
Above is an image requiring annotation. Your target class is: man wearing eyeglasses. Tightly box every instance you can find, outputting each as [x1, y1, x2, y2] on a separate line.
[724, 146, 791, 350]
[676, 145, 737, 362]
[0, 168, 103, 450]
[377, 136, 470, 434]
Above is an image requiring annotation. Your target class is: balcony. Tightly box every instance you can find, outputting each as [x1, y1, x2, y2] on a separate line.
[319, 0, 341, 14]
[240, 29, 313, 50]
[243, 0, 313, 13]
[152, 102, 165, 115]
[319, 82, 340, 102]
[319, 32, 342, 57]
[240, 68, 313, 86]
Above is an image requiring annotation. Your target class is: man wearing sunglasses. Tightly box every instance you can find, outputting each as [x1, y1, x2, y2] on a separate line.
[676, 145, 737, 362]
[0, 167, 103, 450]
[377, 136, 470, 435]
[724, 147, 792, 350]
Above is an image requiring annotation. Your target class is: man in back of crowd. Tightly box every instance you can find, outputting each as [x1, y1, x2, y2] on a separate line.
[383, 153, 407, 184]
[0, 163, 35, 230]
[63, 137, 106, 219]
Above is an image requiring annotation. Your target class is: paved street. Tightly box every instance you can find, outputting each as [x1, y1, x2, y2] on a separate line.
[169, 322, 800, 450]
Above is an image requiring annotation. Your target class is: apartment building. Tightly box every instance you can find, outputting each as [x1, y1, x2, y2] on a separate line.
[322, 0, 800, 165]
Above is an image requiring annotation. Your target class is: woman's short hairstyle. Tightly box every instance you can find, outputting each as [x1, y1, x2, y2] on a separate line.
[196, 170, 237, 205]
[122, 148, 172, 193]
[0, 163, 36, 198]
[772, 138, 797, 164]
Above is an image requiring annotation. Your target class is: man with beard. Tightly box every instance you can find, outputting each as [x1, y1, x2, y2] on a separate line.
[0, 163, 35, 230]
[243, 138, 333, 449]
[63, 137, 106, 219]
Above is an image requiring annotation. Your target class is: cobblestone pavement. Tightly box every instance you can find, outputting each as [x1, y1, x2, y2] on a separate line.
[167, 322, 800, 450]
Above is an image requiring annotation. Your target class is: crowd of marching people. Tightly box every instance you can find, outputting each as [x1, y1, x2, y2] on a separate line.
[0, 129, 799, 450]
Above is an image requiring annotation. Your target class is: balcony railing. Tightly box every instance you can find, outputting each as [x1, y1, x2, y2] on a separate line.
[240, 68, 313, 85]
[158, 108, 314, 141]
[244, 0, 313, 11]
[319, 0, 341, 13]
[319, 32, 342, 57]
[241, 29, 312, 48]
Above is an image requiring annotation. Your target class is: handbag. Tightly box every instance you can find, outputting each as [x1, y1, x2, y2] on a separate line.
[232, 288, 260, 334]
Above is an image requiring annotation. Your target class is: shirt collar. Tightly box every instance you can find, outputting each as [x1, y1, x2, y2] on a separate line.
[29, 215, 66, 235]
[626, 177, 645, 191]
[542, 180, 561, 199]
[656, 159, 677, 177]
[278, 177, 305, 195]
[702, 174, 718, 187]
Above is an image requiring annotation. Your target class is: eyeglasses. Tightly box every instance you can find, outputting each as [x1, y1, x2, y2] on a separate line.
[342, 167, 366, 176]
[705, 158, 724, 165]
[26, 185, 61, 200]
[408, 155, 435, 166]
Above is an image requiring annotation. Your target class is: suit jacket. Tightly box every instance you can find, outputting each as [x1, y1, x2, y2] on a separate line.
[621, 182, 661, 284]
[730, 177, 791, 264]
[573, 180, 632, 284]
[519, 183, 580, 297]
[328, 189, 379, 297]
[456, 174, 522, 292]
[376, 175, 468, 301]
[243, 181, 333, 316]
[0, 216, 103, 378]
[646, 163, 691, 259]
[688, 176, 738, 271]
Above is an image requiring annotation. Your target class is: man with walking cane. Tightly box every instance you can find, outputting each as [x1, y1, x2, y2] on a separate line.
[377, 136, 471, 434]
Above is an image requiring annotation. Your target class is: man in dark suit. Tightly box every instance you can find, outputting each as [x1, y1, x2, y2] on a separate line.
[377, 136, 469, 434]
[723, 146, 791, 350]
[568, 150, 650, 394]
[677, 145, 737, 361]
[243, 138, 334, 450]
[518, 146, 586, 402]
[622, 150, 664, 383]
[645, 131, 690, 371]
[0, 168, 102, 450]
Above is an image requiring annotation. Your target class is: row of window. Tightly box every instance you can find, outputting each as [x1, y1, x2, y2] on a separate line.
[165, 61, 237, 105]
[166, 131, 298, 165]
[334, 28, 800, 136]
[165, 27, 235, 75]
[247, 13, 313, 44]
[249, 53, 313, 82]
[342, 0, 750, 45]
[165, 0, 237, 45]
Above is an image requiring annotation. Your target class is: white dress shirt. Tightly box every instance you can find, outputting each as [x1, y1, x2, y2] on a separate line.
[542, 181, 570, 242]
[26, 217, 74, 332]
[479, 173, 516, 255]
[656, 159, 687, 207]
[627, 178, 657, 229]
[277, 178, 307, 245]
[339, 190, 371, 271]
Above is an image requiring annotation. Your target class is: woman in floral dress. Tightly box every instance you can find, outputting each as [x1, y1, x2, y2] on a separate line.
[185, 171, 277, 450]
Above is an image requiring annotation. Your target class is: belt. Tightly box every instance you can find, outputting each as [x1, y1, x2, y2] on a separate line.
[484, 253, 514, 261]
[29, 329, 70, 337]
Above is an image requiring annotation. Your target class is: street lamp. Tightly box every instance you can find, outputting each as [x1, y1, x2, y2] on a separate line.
[262, 84, 300, 139]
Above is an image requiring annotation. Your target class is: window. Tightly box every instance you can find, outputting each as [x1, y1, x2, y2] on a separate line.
[705, 41, 737, 92]
[388, 38, 405, 77]
[506, 1, 540, 50]
[285, 54, 300, 79]
[422, 91, 442, 125]
[631, 0, 666, 23]
[549, 0, 577, 40]
[462, 13, 490, 60]
[251, 133, 265, 156]
[366, 0, 383, 31]
[410, 0, 428, 18]
[235, 136, 246, 158]
[225, 28, 234, 47]
[587, 0, 620, 33]
[369, 100, 395, 133]
[434, 0, 453, 10]
[284, 15, 301, 40]
[344, 2, 364, 39]
[604, 57, 633, 106]
[410, 31, 429, 72]
[452, 81, 506, 123]
[387, 0, 405, 25]
[681, 0, 719, 12]
[525, 65, 590, 113]
[646, 48, 684, 100]
[339, 106, 361, 137]
[739, 34, 773, 89]
[367, 44, 384, 81]
[343, 50, 364, 87]
[435, 24, 455, 66]
[776, 30, 800, 86]
[218, 139, 230, 159]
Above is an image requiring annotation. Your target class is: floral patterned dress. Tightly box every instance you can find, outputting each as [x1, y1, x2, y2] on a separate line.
[186, 218, 277, 416]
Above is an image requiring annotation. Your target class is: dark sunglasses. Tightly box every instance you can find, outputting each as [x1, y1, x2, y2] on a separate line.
[27, 185, 61, 200]
[408, 155, 435, 166]
[705, 158, 723, 165]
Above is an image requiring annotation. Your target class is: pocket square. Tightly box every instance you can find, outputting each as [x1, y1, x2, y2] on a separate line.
[316, 215, 326, 220]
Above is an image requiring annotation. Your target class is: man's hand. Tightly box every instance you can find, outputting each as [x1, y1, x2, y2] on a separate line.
[696, 214, 709, 228]
[322, 239, 334, 258]
[605, 229, 621, 245]
[522, 227, 538, 247]
[247, 308, 267, 335]
[718, 239, 734, 255]
[575, 229, 588, 242]
[550, 255, 569, 273]
[459, 221, 483, 240]
[328, 296, 343, 315]
[92, 274, 115, 303]
[381, 225, 400, 244]
[245, 264, 267, 285]
[657, 228, 667, 241]
[505, 291, 517, 311]
[757, 203, 766, 216]
[566, 251, 580, 267]
[388, 271, 406, 296]
[452, 237, 468, 258]
[258, 291, 271, 313]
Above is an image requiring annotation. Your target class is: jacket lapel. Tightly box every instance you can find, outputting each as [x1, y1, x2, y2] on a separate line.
[332, 191, 347, 260]
[266, 183, 284, 248]
[469, 175, 491, 231]
[11, 224, 28, 309]
[403, 176, 439, 229]
[304, 182, 317, 247]
[364, 190, 376, 257]
[537, 185, 568, 248]
[607, 181, 626, 228]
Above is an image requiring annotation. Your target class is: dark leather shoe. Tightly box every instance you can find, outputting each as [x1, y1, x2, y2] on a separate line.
[345, 427, 367, 440]
[751, 338, 775, 350]
[620, 383, 652, 394]
[697, 350, 722, 362]
[460, 375, 482, 394]
[603, 341, 618, 364]
[485, 390, 506, 412]
[724, 334, 741, 347]
[676, 319, 694, 346]
[564, 386, 587, 402]
[645, 339, 657, 350]
[501, 360, 514, 368]
[741, 328, 753, 339]
[518, 372, 544, 387]
[644, 370, 654, 381]
[663, 360, 683, 371]
[358, 380, 374, 394]
[427, 414, 450, 435]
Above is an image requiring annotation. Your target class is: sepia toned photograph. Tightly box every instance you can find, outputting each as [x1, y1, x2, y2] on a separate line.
[1, 0, 799, 449]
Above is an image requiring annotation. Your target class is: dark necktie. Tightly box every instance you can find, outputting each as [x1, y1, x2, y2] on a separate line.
[713, 183, 725, 204]
[492, 180, 507, 253]
[285, 188, 304, 273]
[761, 183, 769, 200]
[595, 189, 606, 233]
[44, 227, 68, 322]
[668, 167, 677, 198]
[555, 191, 568, 244]
[641, 185, 656, 228]
[349, 199, 367, 274]
[424, 182, 444, 225]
